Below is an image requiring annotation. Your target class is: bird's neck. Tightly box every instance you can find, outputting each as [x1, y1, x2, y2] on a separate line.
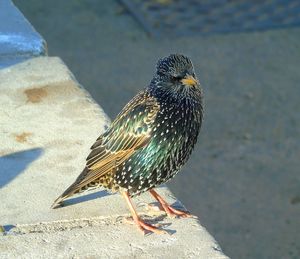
[148, 81, 203, 109]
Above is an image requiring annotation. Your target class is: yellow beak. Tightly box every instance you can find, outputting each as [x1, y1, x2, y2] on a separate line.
[181, 75, 198, 86]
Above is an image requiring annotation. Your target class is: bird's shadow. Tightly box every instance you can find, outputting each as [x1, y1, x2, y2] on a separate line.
[0, 148, 43, 188]
[61, 189, 114, 208]
[145, 200, 186, 212]
[140, 214, 176, 236]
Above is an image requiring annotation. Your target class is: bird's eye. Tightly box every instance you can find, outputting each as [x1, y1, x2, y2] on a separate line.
[172, 75, 182, 81]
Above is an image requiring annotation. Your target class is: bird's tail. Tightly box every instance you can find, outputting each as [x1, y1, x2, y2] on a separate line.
[51, 184, 75, 209]
[51, 167, 89, 209]
[51, 195, 66, 209]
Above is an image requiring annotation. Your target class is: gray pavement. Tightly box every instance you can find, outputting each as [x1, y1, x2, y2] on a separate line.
[0, 0, 46, 68]
[13, 1, 300, 258]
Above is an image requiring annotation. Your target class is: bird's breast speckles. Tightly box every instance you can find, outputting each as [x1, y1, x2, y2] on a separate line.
[114, 95, 203, 197]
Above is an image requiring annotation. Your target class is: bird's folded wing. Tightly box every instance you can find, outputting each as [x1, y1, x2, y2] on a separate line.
[74, 91, 160, 188]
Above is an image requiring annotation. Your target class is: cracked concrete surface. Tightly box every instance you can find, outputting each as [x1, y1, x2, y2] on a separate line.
[1, 218, 225, 259]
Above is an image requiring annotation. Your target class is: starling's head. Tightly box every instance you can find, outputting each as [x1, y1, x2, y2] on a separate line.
[153, 54, 199, 92]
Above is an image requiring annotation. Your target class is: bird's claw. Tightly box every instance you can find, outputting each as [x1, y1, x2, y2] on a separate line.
[163, 205, 197, 219]
[123, 216, 167, 235]
[137, 220, 168, 235]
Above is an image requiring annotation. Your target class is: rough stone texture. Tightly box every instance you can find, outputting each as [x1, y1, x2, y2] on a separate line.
[1, 220, 225, 259]
[0, 57, 228, 258]
[0, 0, 47, 68]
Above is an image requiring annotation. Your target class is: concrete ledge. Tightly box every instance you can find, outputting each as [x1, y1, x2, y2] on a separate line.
[0, 57, 228, 258]
[0, 0, 47, 68]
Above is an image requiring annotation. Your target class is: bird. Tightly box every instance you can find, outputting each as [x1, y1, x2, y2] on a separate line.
[51, 54, 203, 234]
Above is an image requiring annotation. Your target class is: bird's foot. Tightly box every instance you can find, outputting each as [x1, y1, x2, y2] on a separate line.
[143, 202, 196, 219]
[161, 204, 195, 219]
[123, 216, 167, 235]
[137, 219, 167, 235]
[149, 189, 197, 219]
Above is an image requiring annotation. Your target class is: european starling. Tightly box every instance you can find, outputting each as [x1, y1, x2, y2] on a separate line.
[52, 54, 203, 234]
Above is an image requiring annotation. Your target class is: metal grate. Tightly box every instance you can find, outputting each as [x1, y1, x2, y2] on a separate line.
[119, 0, 300, 37]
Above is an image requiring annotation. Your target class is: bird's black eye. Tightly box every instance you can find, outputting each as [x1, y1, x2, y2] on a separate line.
[171, 75, 182, 81]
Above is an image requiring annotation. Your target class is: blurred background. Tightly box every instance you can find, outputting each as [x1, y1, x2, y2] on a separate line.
[13, 0, 300, 258]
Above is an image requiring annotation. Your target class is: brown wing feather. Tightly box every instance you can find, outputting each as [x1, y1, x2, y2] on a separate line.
[51, 91, 159, 208]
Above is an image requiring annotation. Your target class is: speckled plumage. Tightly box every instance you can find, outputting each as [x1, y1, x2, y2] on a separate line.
[52, 54, 203, 210]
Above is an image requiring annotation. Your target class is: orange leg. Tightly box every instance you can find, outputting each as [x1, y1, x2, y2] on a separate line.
[149, 189, 194, 218]
[122, 191, 167, 235]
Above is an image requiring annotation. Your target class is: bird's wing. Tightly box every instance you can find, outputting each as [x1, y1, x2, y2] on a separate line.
[78, 91, 160, 186]
[54, 91, 160, 203]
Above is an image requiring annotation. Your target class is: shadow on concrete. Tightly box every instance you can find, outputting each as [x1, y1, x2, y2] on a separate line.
[2, 224, 16, 233]
[0, 148, 43, 188]
[62, 189, 113, 207]
[0, 56, 35, 69]
[140, 214, 175, 235]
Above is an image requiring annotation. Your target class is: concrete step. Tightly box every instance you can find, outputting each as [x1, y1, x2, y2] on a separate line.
[0, 57, 228, 258]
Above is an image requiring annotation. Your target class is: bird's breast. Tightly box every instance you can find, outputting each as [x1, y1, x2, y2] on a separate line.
[116, 94, 203, 196]
[149, 98, 203, 167]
